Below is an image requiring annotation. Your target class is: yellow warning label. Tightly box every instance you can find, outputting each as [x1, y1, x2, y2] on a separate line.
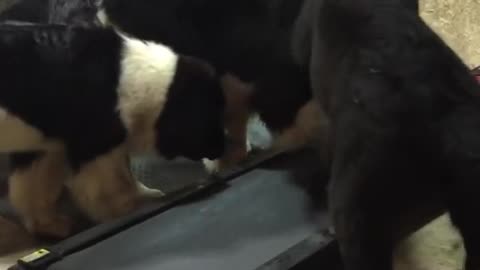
[19, 249, 50, 263]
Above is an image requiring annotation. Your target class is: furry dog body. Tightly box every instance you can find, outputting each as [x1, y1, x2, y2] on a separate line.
[97, 0, 328, 172]
[0, 24, 225, 237]
[0, 0, 100, 26]
[292, 1, 480, 269]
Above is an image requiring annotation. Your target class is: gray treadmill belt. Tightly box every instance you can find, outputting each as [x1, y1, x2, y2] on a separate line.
[0, 118, 273, 228]
[43, 149, 332, 270]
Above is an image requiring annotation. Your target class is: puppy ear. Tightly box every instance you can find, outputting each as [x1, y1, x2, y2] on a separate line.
[154, 55, 225, 160]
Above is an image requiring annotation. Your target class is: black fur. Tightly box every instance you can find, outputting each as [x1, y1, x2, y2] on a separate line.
[156, 55, 225, 161]
[405, 0, 419, 12]
[0, 24, 125, 170]
[0, 24, 225, 172]
[48, 0, 100, 26]
[0, 0, 99, 26]
[0, 0, 49, 23]
[100, 0, 311, 132]
[9, 152, 43, 170]
[292, 1, 480, 270]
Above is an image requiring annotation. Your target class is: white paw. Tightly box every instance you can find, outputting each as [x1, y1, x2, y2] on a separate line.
[137, 182, 166, 198]
[245, 138, 252, 153]
[202, 158, 221, 175]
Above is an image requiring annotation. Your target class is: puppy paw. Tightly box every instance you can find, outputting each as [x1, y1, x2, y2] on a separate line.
[203, 139, 254, 174]
[245, 138, 253, 153]
[202, 158, 221, 175]
[137, 182, 166, 199]
[24, 214, 73, 239]
[202, 155, 244, 175]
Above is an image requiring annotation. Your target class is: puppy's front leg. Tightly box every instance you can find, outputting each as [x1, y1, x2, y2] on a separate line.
[204, 74, 253, 174]
[271, 99, 329, 155]
[329, 112, 397, 270]
[66, 145, 164, 223]
[8, 147, 72, 239]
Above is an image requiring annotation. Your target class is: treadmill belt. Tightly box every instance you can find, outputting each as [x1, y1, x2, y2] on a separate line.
[5, 118, 338, 270]
[4, 116, 333, 270]
[45, 150, 331, 270]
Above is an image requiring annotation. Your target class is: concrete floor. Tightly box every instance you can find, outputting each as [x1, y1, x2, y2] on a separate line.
[395, 215, 465, 270]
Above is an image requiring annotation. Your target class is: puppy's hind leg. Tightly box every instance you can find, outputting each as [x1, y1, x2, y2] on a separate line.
[441, 107, 480, 270]
[8, 147, 72, 239]
[448, 182, 480, 270]
[0, 216, 36, 255]
[66, 145, 164, 223]
[328, 110, 399, 270]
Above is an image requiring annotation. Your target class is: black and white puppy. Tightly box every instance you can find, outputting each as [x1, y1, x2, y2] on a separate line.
[0, 24, 225, 238]
[292, 1, 480, 270]
[96, 0, 330, 173]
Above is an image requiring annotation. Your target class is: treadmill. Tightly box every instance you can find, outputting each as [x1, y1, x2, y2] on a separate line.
[0, 2, 341, 267]
[1, 119, 341, 270]
[0, 2, 447, 268]
[2, 118, 446, 270]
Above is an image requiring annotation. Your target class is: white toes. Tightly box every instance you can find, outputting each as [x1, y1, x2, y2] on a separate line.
[137, 181, 166, 198]
[202, 158, 221, 175]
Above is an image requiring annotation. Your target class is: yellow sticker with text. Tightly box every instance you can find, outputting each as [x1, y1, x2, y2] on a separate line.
[19, 249, 50, 263]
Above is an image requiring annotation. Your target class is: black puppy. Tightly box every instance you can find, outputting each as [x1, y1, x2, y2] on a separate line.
[0, 24, 225, 238]
[292, 0, 480, 269]
[0, 0, 99, 26]
[97, 0, 330, 173]
[0, 0, 49, 23]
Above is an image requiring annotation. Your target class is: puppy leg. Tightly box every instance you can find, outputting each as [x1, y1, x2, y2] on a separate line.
[441, 108, 480, 270]
[329, 171, 394, 270]
[0, 216, 36, 255]
[8, 149, 72, 238]
[449, 187, 480, 270]
[271, 99, 329, 154]
[329, 112, 397, 270]
[66, 145, 164, 223]
[203, 73, 253, 174]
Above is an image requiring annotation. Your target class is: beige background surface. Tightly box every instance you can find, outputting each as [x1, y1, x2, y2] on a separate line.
[421, 0, 480, 68]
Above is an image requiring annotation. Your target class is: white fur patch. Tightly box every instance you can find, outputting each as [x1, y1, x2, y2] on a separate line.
[202, 158, 221, 174]
[116, 35, 178, 154]
[96, 9, 110, 26]
[0, 107, 48, 152]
